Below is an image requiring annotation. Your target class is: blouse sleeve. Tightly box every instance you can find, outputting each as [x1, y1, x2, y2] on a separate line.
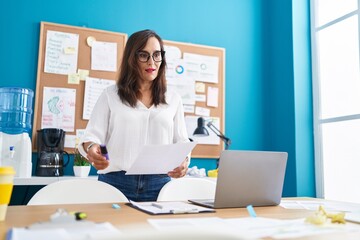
[173, 95, 189, 143]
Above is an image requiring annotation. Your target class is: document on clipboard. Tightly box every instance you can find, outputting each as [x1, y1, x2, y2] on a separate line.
[126, 142, 197, 175]
[129, 200, 215, 215]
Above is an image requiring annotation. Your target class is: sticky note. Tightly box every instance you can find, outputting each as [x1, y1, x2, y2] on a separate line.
[64, 47, 76, 54]
[195, 82, 206, 93]
[78, 69, 89, 80]
[68, 73, 80, 84]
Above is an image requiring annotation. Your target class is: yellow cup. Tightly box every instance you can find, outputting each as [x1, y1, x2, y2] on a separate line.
[207, 169, 218, 178]
[0, 166, 15, 221]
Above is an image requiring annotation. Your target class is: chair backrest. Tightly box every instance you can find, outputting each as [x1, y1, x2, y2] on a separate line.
[27, 179, 128, 205]
[157, 177, 216, 201]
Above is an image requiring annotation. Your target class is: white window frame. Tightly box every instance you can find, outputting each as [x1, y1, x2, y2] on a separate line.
[310, 1, 360, 199]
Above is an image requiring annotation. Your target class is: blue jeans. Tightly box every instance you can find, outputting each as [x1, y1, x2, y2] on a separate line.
[98, 171, 170, 201]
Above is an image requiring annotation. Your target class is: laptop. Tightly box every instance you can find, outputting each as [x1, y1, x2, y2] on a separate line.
[189, 150, 288, 209]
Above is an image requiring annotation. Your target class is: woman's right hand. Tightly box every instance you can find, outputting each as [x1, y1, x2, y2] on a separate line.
[86, 144, 109, 170]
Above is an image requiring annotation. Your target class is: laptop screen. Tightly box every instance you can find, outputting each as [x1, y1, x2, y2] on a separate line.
[189, 150, 288, 209]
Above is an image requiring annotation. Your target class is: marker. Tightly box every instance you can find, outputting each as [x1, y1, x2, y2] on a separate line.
[70, 211, 87, 220]
[100, 144, 109, 160]
[112, 203, 121, 209]
[246, 205, 257, 217]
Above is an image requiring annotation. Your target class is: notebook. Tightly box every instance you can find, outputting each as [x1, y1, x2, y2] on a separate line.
[189, 150, 288, 209]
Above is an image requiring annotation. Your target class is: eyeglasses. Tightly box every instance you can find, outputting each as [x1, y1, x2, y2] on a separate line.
[136, 50, 165, 63]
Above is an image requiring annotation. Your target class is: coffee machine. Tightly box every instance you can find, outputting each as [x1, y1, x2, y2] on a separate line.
[36, 128, 69, 176]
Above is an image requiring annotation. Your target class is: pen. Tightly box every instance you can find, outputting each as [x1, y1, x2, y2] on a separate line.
[151, 203, 164, 209]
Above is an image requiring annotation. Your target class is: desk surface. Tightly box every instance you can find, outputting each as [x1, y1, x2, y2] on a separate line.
[13, 176, 98, 185]
[1, 198, 360, 240]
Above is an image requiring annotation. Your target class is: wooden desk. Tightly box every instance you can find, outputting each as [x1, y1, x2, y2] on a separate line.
[1, 199, 360, 240]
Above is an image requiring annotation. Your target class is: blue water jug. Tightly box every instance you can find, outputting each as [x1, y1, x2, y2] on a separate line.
[0, 87, 34, 134]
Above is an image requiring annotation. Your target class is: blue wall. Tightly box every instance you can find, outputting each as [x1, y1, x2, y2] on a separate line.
[0, 0, 315, 197]
[262, 0, 315, 196]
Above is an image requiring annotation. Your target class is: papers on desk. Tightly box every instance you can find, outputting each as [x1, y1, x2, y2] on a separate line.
[6, 208, 122, 240]
[129, 200, 215, 215]
[126, 142, 197, 175]
[281, 199, 360, 226]
[345, 211, 360, 224]
[280, 199, 360, 212]
[7, 222, 122, 240]
[148, 216, 360, 239]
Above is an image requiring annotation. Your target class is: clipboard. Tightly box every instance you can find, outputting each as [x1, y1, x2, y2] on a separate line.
[129, 200, 215, 215]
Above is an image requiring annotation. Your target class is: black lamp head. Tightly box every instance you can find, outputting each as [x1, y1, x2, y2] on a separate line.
[193, 117, 209, 136]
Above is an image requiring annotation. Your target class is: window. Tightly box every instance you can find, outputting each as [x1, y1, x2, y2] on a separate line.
[311, 0, 360, 202]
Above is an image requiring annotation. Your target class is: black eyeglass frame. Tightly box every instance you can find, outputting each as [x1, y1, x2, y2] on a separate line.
[136, 50, 165, 63]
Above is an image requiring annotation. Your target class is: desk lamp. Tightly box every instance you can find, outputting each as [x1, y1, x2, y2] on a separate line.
[193, 117, 231, 150]
[193, 117, 231, 177]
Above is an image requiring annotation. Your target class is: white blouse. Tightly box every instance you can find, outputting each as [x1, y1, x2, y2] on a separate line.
[78, 85, 190, 174]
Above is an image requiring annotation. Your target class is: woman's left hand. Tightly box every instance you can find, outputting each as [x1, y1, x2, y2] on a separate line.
[168, 157, 189, 178]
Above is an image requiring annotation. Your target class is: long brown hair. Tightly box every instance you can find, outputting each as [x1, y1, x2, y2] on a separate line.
[117, 29, 167, 107]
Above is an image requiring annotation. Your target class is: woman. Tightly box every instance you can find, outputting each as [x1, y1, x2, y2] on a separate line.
[78, 29, 190, 201]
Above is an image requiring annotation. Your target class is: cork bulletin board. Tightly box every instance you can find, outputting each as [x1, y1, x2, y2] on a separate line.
[32, 22, 127, 152]
[32, 22, 225, 158]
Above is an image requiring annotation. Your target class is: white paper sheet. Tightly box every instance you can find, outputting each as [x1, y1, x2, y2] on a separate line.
[8, 222, 122, 240]
[148, 217, 360, 239]
[183, 104, 195, 113]
[280, 200, 360, 212]
[91, 41, 117, 72]
[41, 87, 76, 132]
[167, 78, 195, 105]
[82, 77, 116, 120]
[207, 86, 219, 107]
[164, 45, 182, 60]
[194, 106, 210, 117]
[125, 142, 197, 175]
[183, 53, 219, 83]
[44, 30, 79, 75]
[64, 134, 76, 148]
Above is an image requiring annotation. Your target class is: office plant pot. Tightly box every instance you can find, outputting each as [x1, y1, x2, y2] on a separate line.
[73, 166, 91, 177]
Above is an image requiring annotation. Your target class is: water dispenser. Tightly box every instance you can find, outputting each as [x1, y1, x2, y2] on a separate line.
[0, 87, 34, 177]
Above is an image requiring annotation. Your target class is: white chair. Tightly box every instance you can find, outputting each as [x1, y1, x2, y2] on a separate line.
[157, 177, 216, 201]
[27, 179, 128, 205]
